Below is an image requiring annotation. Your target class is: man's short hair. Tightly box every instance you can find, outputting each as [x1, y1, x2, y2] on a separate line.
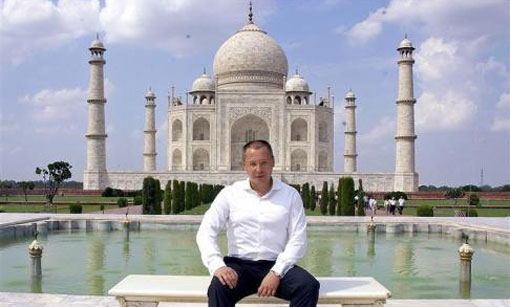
[242, 140, 274, 161]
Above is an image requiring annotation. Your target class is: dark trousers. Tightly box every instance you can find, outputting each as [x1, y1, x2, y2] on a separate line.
[208, 256, 320, 307]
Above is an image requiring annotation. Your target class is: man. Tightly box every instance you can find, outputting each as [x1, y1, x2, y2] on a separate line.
[196, 140, 320, 307]
[398, 196, 406, 215]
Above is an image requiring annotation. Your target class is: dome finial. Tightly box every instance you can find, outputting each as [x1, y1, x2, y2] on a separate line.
[295, 67, 299, 75]
[404, 33, 408, 39]
[203, 67, 206, 74]
[248, 1, 253, 24]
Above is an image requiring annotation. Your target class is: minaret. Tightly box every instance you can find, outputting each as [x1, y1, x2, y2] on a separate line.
[394, 35, 418, 191]
[144, 89, 157, 171]
[85, 35, 107, 176]
[344, 90, 357, 173]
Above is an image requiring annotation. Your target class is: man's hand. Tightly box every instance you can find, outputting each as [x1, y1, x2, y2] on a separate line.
[213, 266, 238, 289]
[257, 271, 280, 297]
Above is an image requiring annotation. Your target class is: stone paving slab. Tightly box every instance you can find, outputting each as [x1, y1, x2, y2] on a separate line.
[0, 293, 509, 307]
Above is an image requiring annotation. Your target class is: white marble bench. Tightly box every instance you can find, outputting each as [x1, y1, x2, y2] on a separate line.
[108, 275, 391, 306]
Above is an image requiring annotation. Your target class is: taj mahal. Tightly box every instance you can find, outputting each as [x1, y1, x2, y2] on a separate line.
[83, 7, 419, 192]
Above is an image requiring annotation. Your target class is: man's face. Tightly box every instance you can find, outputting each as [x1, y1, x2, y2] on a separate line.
[243, 146, 274, 186]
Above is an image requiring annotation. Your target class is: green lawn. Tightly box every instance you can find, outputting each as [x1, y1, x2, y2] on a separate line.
[0, 195, 128, 203]
[0, 204, 118, 214]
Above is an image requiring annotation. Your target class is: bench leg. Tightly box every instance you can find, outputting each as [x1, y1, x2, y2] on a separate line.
[116, 297, 159, 307]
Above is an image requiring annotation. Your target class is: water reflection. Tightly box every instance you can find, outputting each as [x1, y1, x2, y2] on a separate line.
[367, 232, 376, 258]
[343, 236, 356, 276]
[144, 239, 156, 274]
[30, 276, 42, 293]
[87, 233, 105, 295]
[123, 228, 130, 263]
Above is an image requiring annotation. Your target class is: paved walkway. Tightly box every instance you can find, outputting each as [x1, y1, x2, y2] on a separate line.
[0, 292, 508, 307]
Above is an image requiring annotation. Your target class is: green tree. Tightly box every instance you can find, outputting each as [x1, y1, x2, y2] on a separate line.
[35, 161, 72, 205]
[444, 188, 465, 206]
[163, 180, 172, 214]
[469, 194, 480, 207]
[0, 181, 14, 202]
[171, 180, 180, 214]
[310, 185, 317, 211]
[302, 183, 310, 209]
[328, 183, 336, 216]
[142, 177, 161, 215]
[357, 179, 365, 216]
[185, 182, 193, 210]
[320, 181, 329, 215]
[336, 178, 343, 216]
[341, 177, 355, 216]
[180, 181, 186, 212]
[18, 181, 35, 205]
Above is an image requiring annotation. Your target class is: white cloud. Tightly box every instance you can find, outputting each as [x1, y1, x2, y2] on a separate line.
[414, 37, 478, 131]
[0, 0, 100, 65]
[359, 116, 395, 145]
[0, 0, 276, 64]
[99, 0, 276, 57]
[345, 0, 508, 44]
[416, 91, 476, 131]
[491, 92, 510, 131]
[20, 87, 87, 122]
[342, 0, 509, 132]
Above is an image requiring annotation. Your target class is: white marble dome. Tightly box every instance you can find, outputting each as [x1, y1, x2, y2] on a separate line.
[213, 22, 288, 88]
[286, 73, 310, 92]
[191, 73, 215, 92]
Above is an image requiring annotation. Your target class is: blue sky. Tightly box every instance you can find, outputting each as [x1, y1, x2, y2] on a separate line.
[0, 0, 509, 187]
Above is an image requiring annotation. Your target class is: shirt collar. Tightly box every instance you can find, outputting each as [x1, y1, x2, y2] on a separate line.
[242, 177, 282, 193]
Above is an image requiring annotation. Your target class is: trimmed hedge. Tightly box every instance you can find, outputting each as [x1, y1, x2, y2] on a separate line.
[117, 197, 128, 208]
[417, 205, 434, 217]
[69, 202, 82, 214]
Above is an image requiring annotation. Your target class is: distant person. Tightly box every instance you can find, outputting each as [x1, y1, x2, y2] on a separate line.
[363, 195, 369, 210]
[384, 199, 390, 214]
[389, 198, 397, 215]
[196, 140, 320, 307]
[398, 196, 406, 215]
[370, 197, 378, 215]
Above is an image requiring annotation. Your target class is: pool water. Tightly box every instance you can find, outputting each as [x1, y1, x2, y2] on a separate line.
[0, 227, 508, 298]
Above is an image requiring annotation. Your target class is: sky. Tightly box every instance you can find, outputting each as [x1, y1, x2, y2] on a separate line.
[0, 0, 509, 187]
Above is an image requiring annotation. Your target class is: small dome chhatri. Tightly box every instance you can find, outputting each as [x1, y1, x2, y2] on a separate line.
[145, 88, 156, 98]
[398, 34, 414, 49]
[90, 33, 105, 50]
[345, 90, 356, 99]
[286, 71, 310, 92]
[191, 70, 215, 92]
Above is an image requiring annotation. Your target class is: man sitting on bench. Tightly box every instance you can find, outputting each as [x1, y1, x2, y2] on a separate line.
[196, 140, 320, 307]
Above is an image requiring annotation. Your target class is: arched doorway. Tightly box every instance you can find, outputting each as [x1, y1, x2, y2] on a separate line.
[230, 114, 269, 170]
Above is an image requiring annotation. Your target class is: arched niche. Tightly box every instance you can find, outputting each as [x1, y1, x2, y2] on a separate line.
[291, 118, 307, 141]
[318, 151, 328, 171]
[291, 149, 307, 172]
[319, 122, 328, 142]
[172, 149, 182, 170]
[193, 148, 210, 170]
[193, 118, 210, 140]
[172, 119, 183, 142]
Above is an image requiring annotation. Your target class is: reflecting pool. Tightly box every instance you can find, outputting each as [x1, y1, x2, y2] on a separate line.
[0, 226, 508, 299]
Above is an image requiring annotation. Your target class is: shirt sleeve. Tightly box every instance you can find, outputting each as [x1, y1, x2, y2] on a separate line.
[271, 189, 307, 277]
[196, 188, 229, 276]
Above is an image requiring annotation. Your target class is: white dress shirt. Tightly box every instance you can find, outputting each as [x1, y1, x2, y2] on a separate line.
[196, 178, 307, 277]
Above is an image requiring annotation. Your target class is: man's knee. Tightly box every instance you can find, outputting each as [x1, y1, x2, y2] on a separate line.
[302, 276, 320, 294]
[208, 277, 229, 296]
